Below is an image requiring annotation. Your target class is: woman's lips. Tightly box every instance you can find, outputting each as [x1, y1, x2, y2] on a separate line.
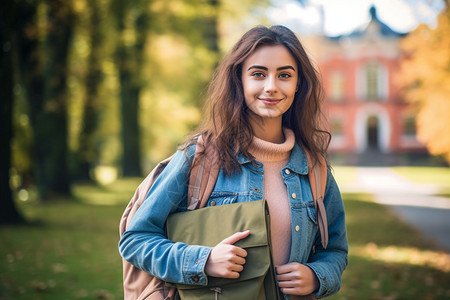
[258, 98, 282, 105]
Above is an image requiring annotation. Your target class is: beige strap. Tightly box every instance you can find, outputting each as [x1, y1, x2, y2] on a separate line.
[165, 287, 177, 300]
[188, 158, 205, 210]
[187, 135, 219, 211]
[314, 163, 328, 249]
[187, 135, 206, 210]
[305, 151, 328, 249]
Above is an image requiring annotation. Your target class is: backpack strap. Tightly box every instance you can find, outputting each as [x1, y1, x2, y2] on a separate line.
[119, 155, 174, 237]
[306, 152, 328, 249]
[187, 134, 219, 210]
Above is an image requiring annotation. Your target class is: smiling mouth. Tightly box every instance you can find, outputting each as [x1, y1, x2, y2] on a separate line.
[258, 98, 283, 105]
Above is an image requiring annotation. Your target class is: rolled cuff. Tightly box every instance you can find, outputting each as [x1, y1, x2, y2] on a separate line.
[182, 245, 213, 285]
[304, 262, 335, 299]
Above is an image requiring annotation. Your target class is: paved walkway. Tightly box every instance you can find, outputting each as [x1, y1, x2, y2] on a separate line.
[339, 168, 450, 252]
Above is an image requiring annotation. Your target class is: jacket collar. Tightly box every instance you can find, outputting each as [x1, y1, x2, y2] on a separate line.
[285, 143, 309, 175]
[236, 143, 309, 175]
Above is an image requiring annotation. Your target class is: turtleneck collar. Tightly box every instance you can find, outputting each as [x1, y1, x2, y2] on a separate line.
[249, 128, 295, 163]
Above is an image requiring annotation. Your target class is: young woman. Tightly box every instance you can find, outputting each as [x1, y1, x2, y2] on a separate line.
[119, 25, 348, 299]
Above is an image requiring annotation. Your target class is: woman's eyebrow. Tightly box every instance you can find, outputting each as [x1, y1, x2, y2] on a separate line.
[278, 65, 296, 71]
[247, 65, 296, 71]
[248, 65, 268, 71]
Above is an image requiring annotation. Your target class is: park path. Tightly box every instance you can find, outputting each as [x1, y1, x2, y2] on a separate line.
[339, 167, 450, 252]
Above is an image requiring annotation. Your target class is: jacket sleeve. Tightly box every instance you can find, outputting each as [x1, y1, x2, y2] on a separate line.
[118, 148, 213, 286]
[304, 169, 348, 298]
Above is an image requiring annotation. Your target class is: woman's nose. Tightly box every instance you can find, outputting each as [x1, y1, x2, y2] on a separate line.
[264, 76, 278, 93]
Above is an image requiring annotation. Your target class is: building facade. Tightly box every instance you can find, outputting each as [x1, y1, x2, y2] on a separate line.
[317, 7, 427, 164]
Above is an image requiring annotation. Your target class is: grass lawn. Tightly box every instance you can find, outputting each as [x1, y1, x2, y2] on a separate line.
[1, 177, 450, 299]
[392, 167, 450, 198]
[329, 193, 450, 299]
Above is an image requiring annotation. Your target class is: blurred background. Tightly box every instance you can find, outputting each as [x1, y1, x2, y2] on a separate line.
[1, 0, 449, 299]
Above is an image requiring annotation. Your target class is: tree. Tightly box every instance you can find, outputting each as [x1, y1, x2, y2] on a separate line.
[40, 0, 74, 196]
[398, 4, 450, 163]
[111, 0, 151, 177]
[1, 0, 25, 223]
[76, 0, 104, 180]
[15, 0, 75, 199]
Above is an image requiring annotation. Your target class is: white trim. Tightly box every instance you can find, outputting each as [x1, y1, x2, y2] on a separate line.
[379, 64, 389, 100]
[355, 66, 364, 100]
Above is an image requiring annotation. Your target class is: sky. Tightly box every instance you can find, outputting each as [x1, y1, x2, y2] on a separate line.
[266, 0, 445, 36]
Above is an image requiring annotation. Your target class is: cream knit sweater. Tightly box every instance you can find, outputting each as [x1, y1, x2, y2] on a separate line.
[248, 128, 295, 266]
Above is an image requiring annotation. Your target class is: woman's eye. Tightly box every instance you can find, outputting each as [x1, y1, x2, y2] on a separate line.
[279, 73, 292, 78]
[251, 72, 265, 78]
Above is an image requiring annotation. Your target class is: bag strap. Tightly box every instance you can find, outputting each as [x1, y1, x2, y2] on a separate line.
[306, 152, 328, 249]
[119, 155, 174, 237]
[187, 134, 219, 210]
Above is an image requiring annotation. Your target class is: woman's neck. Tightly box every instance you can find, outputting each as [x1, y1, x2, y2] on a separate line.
[249, 116, 284, 143]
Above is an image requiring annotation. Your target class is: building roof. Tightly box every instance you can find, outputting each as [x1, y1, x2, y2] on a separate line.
[328, 6, 407, 41]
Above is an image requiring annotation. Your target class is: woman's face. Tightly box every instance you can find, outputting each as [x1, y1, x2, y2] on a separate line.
[241, 45, 298, 122]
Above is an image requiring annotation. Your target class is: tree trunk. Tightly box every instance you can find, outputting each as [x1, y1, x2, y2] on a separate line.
[1, 0, 25, 223]
[31, 0, 74, 198]
[119, 77, 141, 176]
[112, 0, 150, 177]
[76, 0, 103, 180]
[15, 0, 74, 199]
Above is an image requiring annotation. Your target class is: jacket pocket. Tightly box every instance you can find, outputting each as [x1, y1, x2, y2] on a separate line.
[207, 192, 238, 206]
[306, 202, 318, 225]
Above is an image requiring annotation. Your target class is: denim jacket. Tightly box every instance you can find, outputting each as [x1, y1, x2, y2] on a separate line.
[119, 143, 348, 299]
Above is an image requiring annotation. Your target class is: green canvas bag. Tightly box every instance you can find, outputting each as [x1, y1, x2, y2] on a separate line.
[166, 199, 282, 300]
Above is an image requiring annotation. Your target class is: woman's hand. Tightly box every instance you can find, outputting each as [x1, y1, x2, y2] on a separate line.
[205, 230, 250, 278]
[276, 262, 319, 295]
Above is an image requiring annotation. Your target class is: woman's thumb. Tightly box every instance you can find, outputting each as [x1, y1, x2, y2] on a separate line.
[219, 230, 250, 245]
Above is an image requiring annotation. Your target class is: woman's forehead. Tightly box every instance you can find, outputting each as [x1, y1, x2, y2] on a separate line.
[243, 45, 297, 70]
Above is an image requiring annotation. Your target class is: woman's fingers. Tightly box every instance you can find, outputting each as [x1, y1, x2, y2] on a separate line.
[205, 230, 250, 278]
[276, 273, 297, 282]
[278, 280, 301, 288]
[231, 255, 246, 265]
[219, 230, 250, 247]
[276, 262, 297, 274]
[276, 263, 319, 295]
[231, 263, 244, 272]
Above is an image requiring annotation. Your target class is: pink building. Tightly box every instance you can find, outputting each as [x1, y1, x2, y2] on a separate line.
[318, 7, 427, 164]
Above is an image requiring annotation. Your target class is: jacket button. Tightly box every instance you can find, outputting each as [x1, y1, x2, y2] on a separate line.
[285, 169, 290, 175]
[291, 193, 296, 199]
[192, 276, 199, 282]
[210, 201, 216, 206]
[295, 225, 300, 232]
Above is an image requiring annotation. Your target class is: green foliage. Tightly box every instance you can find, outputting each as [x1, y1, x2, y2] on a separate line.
[11, 0, 273, 190]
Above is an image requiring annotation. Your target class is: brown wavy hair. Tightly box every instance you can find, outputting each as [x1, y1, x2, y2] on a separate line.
[184, 25, 330, 175]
